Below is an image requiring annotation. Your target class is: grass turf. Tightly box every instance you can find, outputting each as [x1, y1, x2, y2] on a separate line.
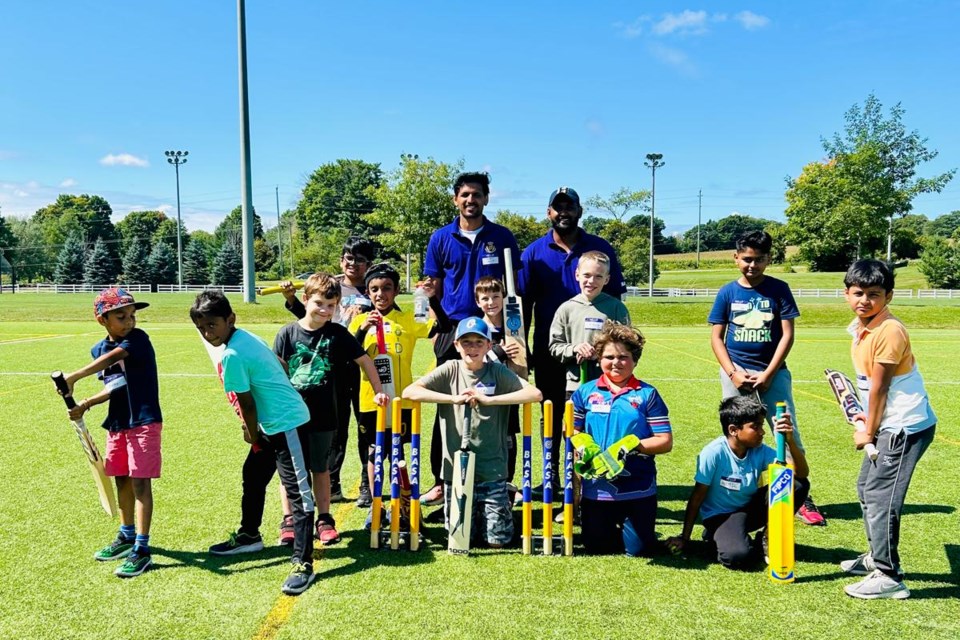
[1, 294, 958, 640]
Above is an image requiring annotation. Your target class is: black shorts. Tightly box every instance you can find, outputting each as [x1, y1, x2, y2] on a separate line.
[296, 426, 335, 473]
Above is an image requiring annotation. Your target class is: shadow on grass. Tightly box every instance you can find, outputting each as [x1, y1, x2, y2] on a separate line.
[907, 544, 960, 600]
[813, 501, 955, 521]
[149, 544, 292, 575]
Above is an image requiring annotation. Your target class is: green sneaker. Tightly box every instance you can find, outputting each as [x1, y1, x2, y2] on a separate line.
[115, 550, 152, 578]
[94, 537, 135, 562]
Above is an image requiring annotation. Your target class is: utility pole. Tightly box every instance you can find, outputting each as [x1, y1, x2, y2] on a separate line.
[237, 0, 255, 302]
[697, 188, 702, 269]
[164, 150, 188, 288]
[275, 185, 283, 275]
[644, 153, 665, 297]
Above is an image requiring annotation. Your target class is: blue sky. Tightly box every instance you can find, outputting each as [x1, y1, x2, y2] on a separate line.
[2, 1, 958, 235]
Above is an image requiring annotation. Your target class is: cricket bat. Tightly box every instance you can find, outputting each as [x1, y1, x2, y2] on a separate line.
[374, 320, 396, 429]
[824, 369, 880, 461]
[259, 280, 305, 296]
[50, 371, 118, 517]
[448, 404, 476, 555]
[502, 248, 528, 378]
[767, 402, 795, 584]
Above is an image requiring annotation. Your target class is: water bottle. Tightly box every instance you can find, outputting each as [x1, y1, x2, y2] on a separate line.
[413, 286, 429, 323]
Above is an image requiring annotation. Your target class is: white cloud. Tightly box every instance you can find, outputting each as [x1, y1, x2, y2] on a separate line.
[13, 189, 28, 197]
[613, 17, 647, 38]
[100, 153, 149, 168]
[647, 43, 698, 75]
[59, 178, 78, 188]
[653, 10, 708, 36]
[585, 119, 605, 136]
[735, 11, 770, 30]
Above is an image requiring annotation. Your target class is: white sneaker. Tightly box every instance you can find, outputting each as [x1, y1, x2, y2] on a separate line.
[840, 553, 876, 576]
[844, 570, 910, 600]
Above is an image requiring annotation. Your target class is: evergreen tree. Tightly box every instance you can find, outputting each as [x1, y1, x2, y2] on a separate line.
[182, 240, 209, 285]
[148, 242, 177, 285]
[211, 241, 242, 285]
[54, 232, 86, 284]
[83, 238, 118, 285]
[121, 236, 152, 284]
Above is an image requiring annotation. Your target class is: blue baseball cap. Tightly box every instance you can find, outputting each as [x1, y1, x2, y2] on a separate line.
[548, 186, 580, 208]
[455, 317, 492, 341]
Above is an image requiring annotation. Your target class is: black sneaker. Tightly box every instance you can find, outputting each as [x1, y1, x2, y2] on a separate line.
[356, 484, 372, 508]
[329, 484, 345, 503]
[281, 562, 316, 595]
[209, 531, 265, 556]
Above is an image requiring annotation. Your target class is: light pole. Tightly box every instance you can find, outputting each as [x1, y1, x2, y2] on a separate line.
[644, 153, 664, 296]
[165, 150, 188, 288]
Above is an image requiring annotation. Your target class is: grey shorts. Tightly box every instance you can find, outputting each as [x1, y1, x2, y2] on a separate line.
[443, 480, 514, 546]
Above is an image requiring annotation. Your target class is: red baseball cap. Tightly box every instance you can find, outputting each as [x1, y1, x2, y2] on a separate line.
[93, 287, 149, 318]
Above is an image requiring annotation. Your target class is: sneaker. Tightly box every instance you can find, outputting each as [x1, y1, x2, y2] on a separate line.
[329, 484, 345, 503]
[281, 561, 316, 596]
[94, 537, 135, 562]
[756, 530, 769, 564]
[421, 484, 444, 506]
[554, 508, 582, 525]
[115, 549, 152, 578]
[798, 496, 827, 526]
[840, 553, 877, 576]
[279, 515, 295, 546]
[844, 570, 910, 600]
[356, 484, 372, 508]
[363, 506, 390, 531]
[316, 517, 341, 546]
[209, 531, 265, 556]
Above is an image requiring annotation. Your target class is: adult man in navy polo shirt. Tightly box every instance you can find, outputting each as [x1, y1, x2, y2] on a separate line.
[421, 171, 521, 503]
[518, 186, 626, 489]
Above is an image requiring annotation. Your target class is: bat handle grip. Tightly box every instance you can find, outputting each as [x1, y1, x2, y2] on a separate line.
[51, 371, 78, 409]
[854, 420, 880, 462]
[376, 320, 387, 354]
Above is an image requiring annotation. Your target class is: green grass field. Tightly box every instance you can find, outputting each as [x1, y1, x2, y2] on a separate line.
[2, 293, 958, 640]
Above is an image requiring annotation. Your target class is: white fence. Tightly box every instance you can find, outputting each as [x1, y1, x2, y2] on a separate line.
[623, 287, 955, 299]
[4, 283, 243, 294]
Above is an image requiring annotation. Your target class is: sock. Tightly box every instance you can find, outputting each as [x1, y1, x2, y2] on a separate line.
[119, 524, 136, 541]
[134, 533, 150, 554]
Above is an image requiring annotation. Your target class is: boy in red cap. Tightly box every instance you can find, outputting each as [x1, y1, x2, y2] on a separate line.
[59, 288, 163, 578]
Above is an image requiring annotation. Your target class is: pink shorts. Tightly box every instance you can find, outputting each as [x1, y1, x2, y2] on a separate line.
[105, 422, 162, 478]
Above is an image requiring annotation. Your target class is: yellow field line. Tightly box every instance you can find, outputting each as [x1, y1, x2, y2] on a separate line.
[251, 488, 358, 640]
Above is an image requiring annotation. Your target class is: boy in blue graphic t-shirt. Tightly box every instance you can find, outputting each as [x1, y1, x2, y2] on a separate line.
[707, 230, 823, 526]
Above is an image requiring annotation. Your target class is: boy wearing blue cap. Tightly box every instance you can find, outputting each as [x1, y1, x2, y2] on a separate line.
[403, 317, 542, 548]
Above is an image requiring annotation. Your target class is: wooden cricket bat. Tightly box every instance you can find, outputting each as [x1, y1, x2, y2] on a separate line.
[824, 369, 880, 461]
[767, 402, 795, 584]
[502, 248, 528, 378]
[448, 404, 476, 555]
[51, 371, 118, 517]
[259, 280, 305, 296]
[198, 331, 262, 452]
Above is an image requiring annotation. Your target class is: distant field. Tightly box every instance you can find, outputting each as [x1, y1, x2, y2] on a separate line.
[654, 263, 931, 291]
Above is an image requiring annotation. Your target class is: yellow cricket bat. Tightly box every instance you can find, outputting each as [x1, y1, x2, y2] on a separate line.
[259, 280, 304, 296]
[767, 401, 795, 583]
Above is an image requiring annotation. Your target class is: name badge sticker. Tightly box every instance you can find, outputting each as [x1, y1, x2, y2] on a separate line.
[584, 317, 604, 331]
[482, 256, 500, 266]
[475, 382, 496, 396]
[720, 476, 742, 491]
[730, 302, 750, 311]
[591, 403, 612, 414]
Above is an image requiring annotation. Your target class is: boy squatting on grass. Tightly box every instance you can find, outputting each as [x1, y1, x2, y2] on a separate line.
[474, 276, 524, 494]
[346, 263, 451, 527]
[665, 395, 810, 568]
[570, 322, 673, 556]
[403, 317, 542, 548]
[838, 259, 937, 600]
[191, 291, 317, 596]
[708, 229, 825, 527]
[272, 273, 389, 547]
[60, 288, 162, 578]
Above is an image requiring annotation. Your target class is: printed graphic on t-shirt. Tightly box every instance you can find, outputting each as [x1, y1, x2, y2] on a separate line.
[288, 337, 333, 391]
[730, 296, 775, 343]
